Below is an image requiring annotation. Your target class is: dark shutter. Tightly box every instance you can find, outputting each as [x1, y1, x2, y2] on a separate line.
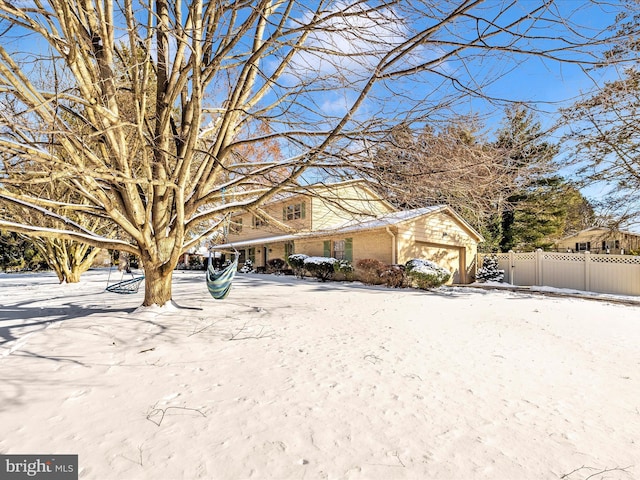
[345, 238, 353, 261]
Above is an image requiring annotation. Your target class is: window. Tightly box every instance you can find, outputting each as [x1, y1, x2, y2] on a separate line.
[333, 240, 346, 260]
[575, 242, 590, 252]
[247, 247, 256, 264]
[283, 202, 306, 221]
[324, 238, 352, 261]
[253, 216, 267, 228]
[229, 217, 243, 235]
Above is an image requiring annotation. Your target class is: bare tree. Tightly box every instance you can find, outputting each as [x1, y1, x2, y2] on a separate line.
[369, 117, 512, 231]
[0, 0, 633, 306]
[562, 68, 640, 227]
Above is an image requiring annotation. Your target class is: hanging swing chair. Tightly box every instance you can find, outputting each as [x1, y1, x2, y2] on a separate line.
[206, 252, 239, 300]
[205, 204, 240, 300]
[106, 275, 145, 294]
[105, 265, 145, 295]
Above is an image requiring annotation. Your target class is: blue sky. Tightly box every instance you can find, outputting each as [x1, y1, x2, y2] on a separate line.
[1, 0, 633, 215]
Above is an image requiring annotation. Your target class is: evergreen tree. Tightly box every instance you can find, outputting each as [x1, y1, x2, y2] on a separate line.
[493, 105, 559, 251]
[475, 255, 505, 282]
[0, 231, 48, 272]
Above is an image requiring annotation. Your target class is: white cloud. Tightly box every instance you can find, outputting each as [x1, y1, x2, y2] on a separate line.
[287, 2, 412, 80]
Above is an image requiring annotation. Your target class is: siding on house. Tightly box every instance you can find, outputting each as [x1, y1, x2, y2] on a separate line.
[228, 195, 312, 242]
[310, 183, 395, 230]
[395, 210, 479, 282]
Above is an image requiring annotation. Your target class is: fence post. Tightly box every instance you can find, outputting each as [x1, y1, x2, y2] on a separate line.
[508, 250, 515, 284]
[585, 251, 591, 291]
[535, 248, 543, 286]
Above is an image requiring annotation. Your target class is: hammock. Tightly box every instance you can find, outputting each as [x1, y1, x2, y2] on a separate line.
[206, 254, 238, 300]
[106, 275, 145, 294]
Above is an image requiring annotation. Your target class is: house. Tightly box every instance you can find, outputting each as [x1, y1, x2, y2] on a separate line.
[212, 180, 483, 283]
[555, 227, 640, 255]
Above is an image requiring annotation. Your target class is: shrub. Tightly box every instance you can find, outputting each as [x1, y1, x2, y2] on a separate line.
[380, 264, 406, 288]
[475, 255, 504, 282]
[189, 255, 205, 270]
[267, 258, 286, 274]
[354, 258, 386, 285]
[239, 258, 254, 273]
[303, 256, 337, 281]
[287, 253, 308, 278]
[405, 258, 451, 290]
[333, 259, 355, 281]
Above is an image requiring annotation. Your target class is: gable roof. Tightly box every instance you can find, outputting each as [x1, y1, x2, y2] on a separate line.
[559, 227, 640, 241]
[213, 204, 483, 249]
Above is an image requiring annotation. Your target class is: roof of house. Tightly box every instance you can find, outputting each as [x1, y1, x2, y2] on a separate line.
[558, 227, 640, 241]
[212, 204, 483, 250]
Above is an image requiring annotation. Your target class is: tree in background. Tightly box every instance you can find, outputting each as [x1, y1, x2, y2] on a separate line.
[500, 178, 595, 251]
[371, 116, 513, 239]
[0, 231, 48, 272]
[561, 2, 640, 228]
[492, 104, 559, 251]
[562, 68, 640, 227]
[371, 109, 595, 252]
[0, 1, 634, 306]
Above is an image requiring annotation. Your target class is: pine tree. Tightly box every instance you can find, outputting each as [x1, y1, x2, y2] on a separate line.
[475, 255, 505, 283]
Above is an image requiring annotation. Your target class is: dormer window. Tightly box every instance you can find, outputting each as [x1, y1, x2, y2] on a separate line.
[283, 202, 306, 221]
[253, 215, 267, 228]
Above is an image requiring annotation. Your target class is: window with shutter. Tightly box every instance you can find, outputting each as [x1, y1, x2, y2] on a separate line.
[284, 202, 306, 220]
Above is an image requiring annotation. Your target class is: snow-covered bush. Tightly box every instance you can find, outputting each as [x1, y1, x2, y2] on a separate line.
[239, 258, 254, 273]
[405, 258, 451, 290]
[333, 259, 354, 281]
[475, 255, 504, 282]
[287, 253, 308, 278]
[303, 256, 337, 282]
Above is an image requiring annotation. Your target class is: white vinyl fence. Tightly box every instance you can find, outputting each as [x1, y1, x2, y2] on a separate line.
[478, 250, 640, 296]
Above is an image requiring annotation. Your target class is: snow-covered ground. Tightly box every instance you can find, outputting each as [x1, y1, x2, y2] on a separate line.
[1, 269, 639, 479]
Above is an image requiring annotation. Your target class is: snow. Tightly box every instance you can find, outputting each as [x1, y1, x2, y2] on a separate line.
[303, 256, 337, 265]
[406, 258, 450, 276]
[1, 269, 639, 479]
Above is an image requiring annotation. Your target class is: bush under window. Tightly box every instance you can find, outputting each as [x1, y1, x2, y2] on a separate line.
[303, 256, 337, 282]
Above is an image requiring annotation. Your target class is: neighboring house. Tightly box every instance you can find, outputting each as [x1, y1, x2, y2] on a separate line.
[212, 180, 483, 283]
[555, 227, 640, 255]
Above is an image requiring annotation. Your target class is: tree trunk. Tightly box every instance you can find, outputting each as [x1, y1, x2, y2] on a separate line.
[66, 270, 82, 283]
[142, 264, 174, 307]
